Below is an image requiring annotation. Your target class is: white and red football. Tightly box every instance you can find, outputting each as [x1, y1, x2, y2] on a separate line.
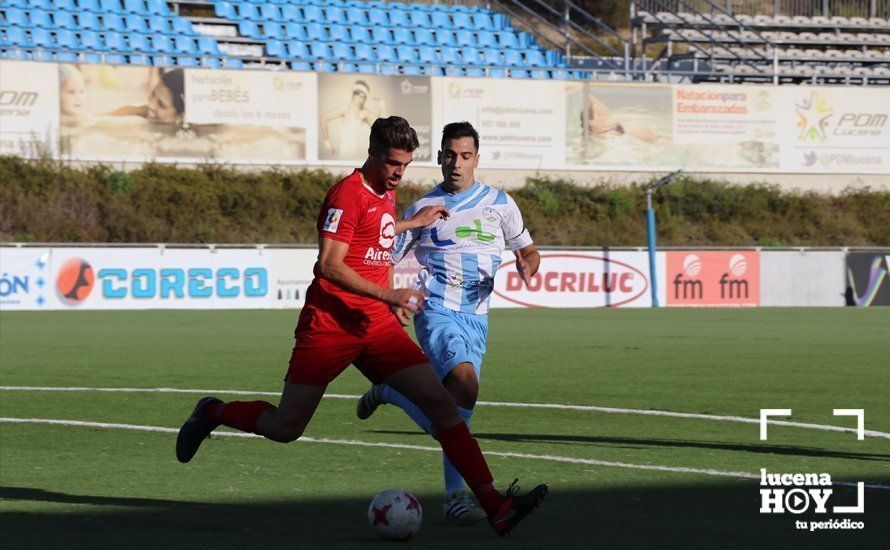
[368, 488, 423, 541]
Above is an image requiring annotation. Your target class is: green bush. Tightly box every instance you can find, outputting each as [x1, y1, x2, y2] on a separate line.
[1, 156, 887, 246]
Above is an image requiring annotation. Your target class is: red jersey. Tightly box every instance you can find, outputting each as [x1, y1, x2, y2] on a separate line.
[304, 169, 396, 328]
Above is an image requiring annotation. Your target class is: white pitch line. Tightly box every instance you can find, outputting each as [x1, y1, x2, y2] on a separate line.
[3, 385, 889, 440]
[3, 418, 888, 491]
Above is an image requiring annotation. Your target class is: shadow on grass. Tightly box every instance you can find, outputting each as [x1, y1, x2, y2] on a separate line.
[1, 483, 888, 549]
[372, 430, 890, 462]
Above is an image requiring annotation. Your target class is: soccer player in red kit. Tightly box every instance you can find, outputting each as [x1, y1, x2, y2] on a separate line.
[175, 116, 547, 536]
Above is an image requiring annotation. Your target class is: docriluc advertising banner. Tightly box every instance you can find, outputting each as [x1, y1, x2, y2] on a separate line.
[666, 251, 760, 307]
[672, 84, 779, 169]
[491, 251, 666, 308]
[318, 74, 431, 162]
[47, 248, 271, 310]
[565, 82, 673, 169]
[0, 61, 59, 157]
[778, 86, 890, 172]
[0, 248, 52, 311]
[433, 77, 564, 167]
[184, 69, 316, 161]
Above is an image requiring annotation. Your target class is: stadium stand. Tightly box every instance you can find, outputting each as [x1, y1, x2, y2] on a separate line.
[630, 1, 890, 84]
[0, 0, 576, 79]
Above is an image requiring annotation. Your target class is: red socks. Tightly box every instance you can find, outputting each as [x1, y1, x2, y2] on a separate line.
[434, 422, 503, 517]
[206, 401, 274, 434]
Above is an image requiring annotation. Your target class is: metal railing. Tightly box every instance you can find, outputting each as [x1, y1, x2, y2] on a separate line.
[634, 0, 888, 17]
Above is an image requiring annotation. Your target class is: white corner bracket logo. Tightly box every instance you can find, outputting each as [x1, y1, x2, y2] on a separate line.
[758, 408, 866, 532]
[323, 208, 343, 233]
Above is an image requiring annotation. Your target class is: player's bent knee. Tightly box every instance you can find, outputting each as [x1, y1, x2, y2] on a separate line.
[266, 424, 305, 443]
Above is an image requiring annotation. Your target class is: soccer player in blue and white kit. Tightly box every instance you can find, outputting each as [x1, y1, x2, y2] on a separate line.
[357, 121, 541, 523]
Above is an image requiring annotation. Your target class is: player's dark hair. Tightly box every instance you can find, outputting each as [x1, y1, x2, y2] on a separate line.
[369, 116, 420, 153]
[441, 121, 479, 151]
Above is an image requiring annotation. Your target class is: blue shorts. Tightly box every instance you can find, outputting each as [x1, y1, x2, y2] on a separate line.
[414, 301, 488, 381]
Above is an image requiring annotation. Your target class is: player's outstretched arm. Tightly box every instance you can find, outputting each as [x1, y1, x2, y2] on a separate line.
[395, 205, 449, 234]
[514, 245, 541, 288]
[318, 237, 425, 312]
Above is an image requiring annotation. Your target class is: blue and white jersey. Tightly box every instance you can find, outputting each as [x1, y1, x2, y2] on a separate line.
[392, 182, 533, 315]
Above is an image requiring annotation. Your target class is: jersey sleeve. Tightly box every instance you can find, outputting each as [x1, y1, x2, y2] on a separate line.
[390, 203, 420, 264]
[317, 183, 362, 243]
[502, 193, 533, 251]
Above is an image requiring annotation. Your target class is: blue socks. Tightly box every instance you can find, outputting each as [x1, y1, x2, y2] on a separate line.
[380, 385, 475, 493]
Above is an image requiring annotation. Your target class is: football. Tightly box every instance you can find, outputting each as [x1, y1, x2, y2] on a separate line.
[367, 488, 423, 541]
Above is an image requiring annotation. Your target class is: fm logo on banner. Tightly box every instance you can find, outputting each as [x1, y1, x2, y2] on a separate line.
[666, 251, 760, 307]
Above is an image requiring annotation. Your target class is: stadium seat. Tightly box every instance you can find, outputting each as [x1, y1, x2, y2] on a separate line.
[409, 11, 430, 28]
[396, 45, 418, 63]
[54, 11, 79, 30]
[473, 13, 495, 30]
[56, 51, 79, 61]
[291, 60, 312, 71]
[444, 66, 463, 76]
[125, 14, 148, 32]
[338, 62, 357, 73]
[368, 8, 387, 27]
[353, 42, 373, 61]
[30, 28, 54, 48]
[377, 44, 396, 62]
[177, 56, 198, 67]
[389, 10, 409, 27]
[100, 0, 124, 14]
[3, 28, 28, 47]
[482, 48, 502, 65]
[128, 52, 149, 64]
[349, 26, 370, 43]
[260, 4, 281, 21]
[265, 39, 286, 57]
[52, 0, 76, 10]
[357, 62, 376, 73]
[173, 18, 196, 35]
[453, 12, 473, 29]
[29, 10, 55, 29]
[284, 23, 306, 40]
[372, 27, 392, 44]
[455, 30, 474, 47]
[497, 31, 520, 49]
[263, 23, 284, 40]
[238, 21, 260, 39]
[424, 65, 444, 76]
[78, 12, 102, 30]
[309, 42, 331, 60]
[324, 6, 345, 24]
[503, 49, 523, 66]
[287, 41, 308, 58]
[151, 34, 173, 53]
[460, 47, 482, 65]
[488, 68, 507, 78]
[329, 24, 349, 43]
[524, 49, 546, 67]
[510, 69, 531, 78]
[433, 13, 453, 29]
[148, 15, 171, 34]
[413, 28, 434, 45]
[152, 54, 174, 65]
[306, 22, 326, 41]
[201, 57, 221, 68]
[106, 53, 127, 64]
[3, 8, 28, 28]
[439, 46, 459, 64]
[303, 5, 323, 23]
[435, 29, 455, 46]
[223, 57, 243, 68]
[128, 33, 152, 52]
[392, 27, 414, 45]
[317, 60, 336, 72]
[103, 13, 125, 32]
[197, 36, 220, 55]
[331, 42, 353, 60]
[80, 30, 106, 50]
[81, 52, 103, 63]
[418, 45, 437, 64]
[215, 2, 235, 19]
[55, 29, 78, 49]
[238, 3, 259, 21]
[280, 5, 300, 22]
[380, 63, 398, 75]
[174, 36, 196, 55]
[465, 67, 485, 77]
[123, 0, 145, 13]
[104, 31, 129, 51]
[77, 0, 100, 13]
[530, 69, 550, 79]
[346, 7, 366, 25]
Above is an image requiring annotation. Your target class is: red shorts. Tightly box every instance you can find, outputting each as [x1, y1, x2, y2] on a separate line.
[285, 306, 429, 386]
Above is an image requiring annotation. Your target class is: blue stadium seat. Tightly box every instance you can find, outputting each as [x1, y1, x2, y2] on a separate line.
[465, 67, 485, 77]
[481, 48, 502, 66]
[371, 27, 392, 44]
[380, 63, 398, 75]
[100, 0, 124, 13]
[305, 22, 326, 41]
[78, 12, 102, 29]
[31, 28, 54, 48]
[103, 13, 125, 32]
[431, 12, 452, 29]
[29, 50, 54, 62]
[353, 42, 373, 61]
[476, 31, 496, 48]
[215, 1, 235, 19]
[284, 23, 306, 40]
[497, 31, 519, 49]
[349, 26, 370, 43]
[418, 45, 437, 64]
[455, 30, 474, 47]
[197, 36, 219, 55]
[237, 3, 259, 21]
[331, 42, 352, 60]
[124, 0, 145, 13]
[173, 17, 196, 35]
[177, 56, 198, 67]
[392, 27, 414, 45]
[55, 28, 78, 49]
[396, 45, 418, 63]
[338, 62, 357, 73]
[175, 36, 196, 54]
[280, 5, 300, 22]
[444, 66, 463, 76]
[238, 21, 260, 38]
[376, 44, 396, 62]
[530, 69, 550, 79]
[129, 53, 150, 64]
[128, 33, 152, 52]
[152, 54, 174, 65]
[503, 49, 523, 66]
[56, 51, 79, 62]
[317, 60, 336, 72]
[424, 65, 444, 76]
[260, 4, 280, 21]
[2, 49, 30, 61]
[81, 52, 103, 64]
[510, 68, 531, 78]
[303, 5, 323, 23]
[346, 7, 366, 25]
[125, 15, 148, 33]
[439, 46, 459, 64]
[201, 57, 221, 68]
[434, 29, 454, 46]
[52, 0, 76, 10]
[80, 30, 106, 50]
[26, 0, 51, 9]
[367, 8, 387, 26]
[148, 15, 171, 34]
[28, 10, 53, 28]
[104, 31, 129, 51]
[77, 0, 100, 13]
[389, 10, 408, 27]
[453, 12, 472, 29]
[460, 47, 482, 65]
[524, 49, 546, 67]
[151, 34, 173, 53]
[324, 6, 345, 24]
[413, 28, 434, 45]
[309, 42, 331, 59]
[4, 9, 28, 27]
[473, 12, 495, 30]
[287, 41, 308, 58]
[328, 24, 348, 43]
[223, 57, 243, 68]
[263, 23, 283, 40]
[291, 60, 312, 71]
[54, 11, 79, 30]
[409, 11, 430, 28]
[357, 63, 376, 74]
[402, 64, 422, 75]
[146, 0, 169, 13]
[265, 39, 286, 57]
